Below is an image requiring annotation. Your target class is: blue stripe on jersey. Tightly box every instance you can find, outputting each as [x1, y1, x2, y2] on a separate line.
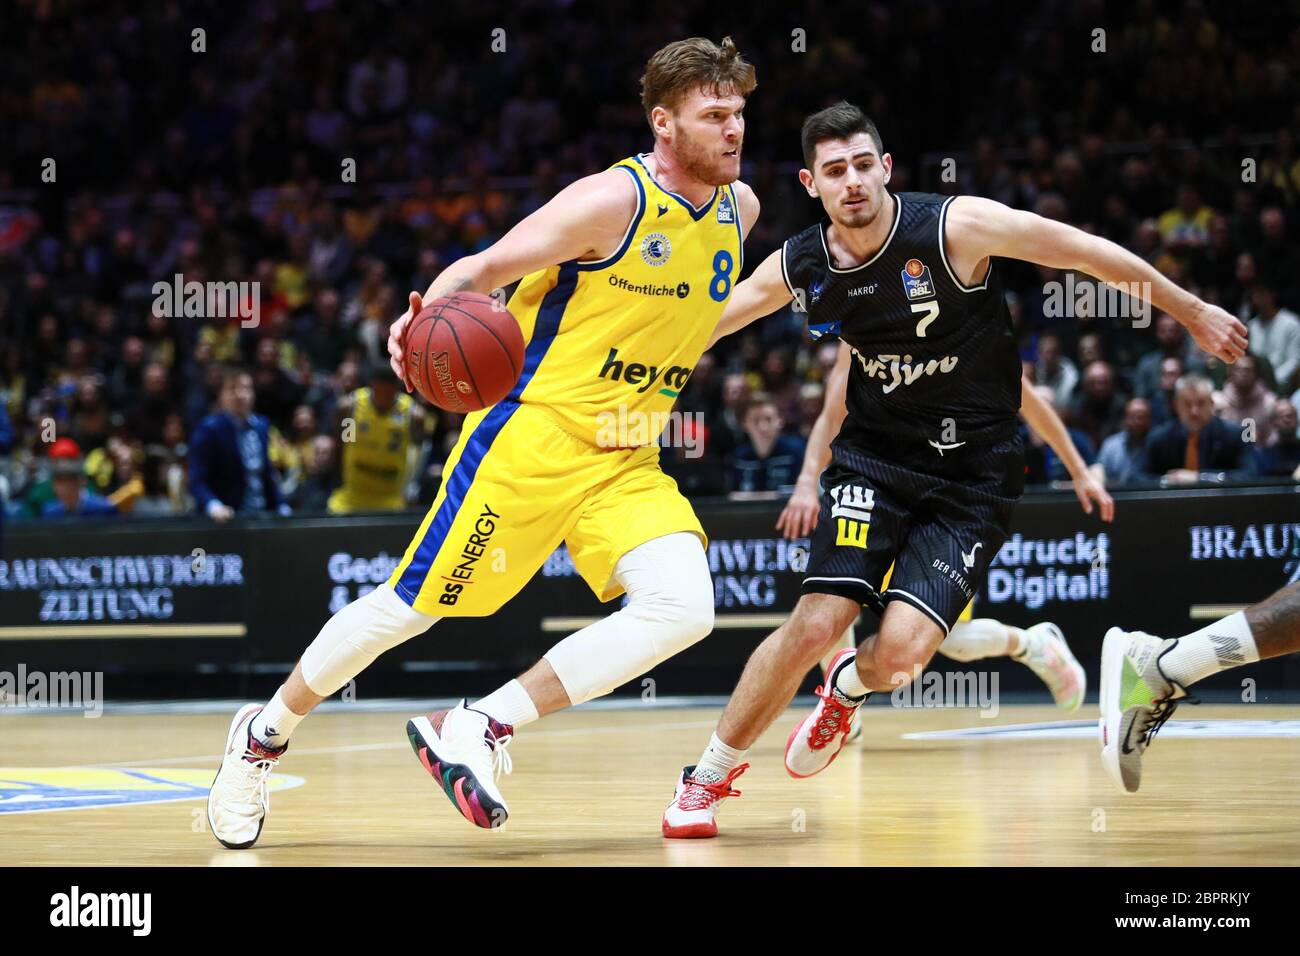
[510, 260, 577, 400]
[576, 166, 645, 272]
[632, 154, 718, 221]
[393, 262, 579, 604]
[728, 184, 744, 271]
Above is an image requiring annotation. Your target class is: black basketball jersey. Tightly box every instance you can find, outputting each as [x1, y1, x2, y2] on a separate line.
[782, 191, 1021, 467]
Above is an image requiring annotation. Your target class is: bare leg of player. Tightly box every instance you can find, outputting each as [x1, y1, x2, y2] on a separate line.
[663, 598, 941, 837]
[407, 532, 714, 829]
[1099, 580, 1300, 793]
[780, 603, 947, 776]
[818, 624, 861, 741]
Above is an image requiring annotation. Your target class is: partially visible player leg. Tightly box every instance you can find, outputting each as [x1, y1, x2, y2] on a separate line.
[818, 623, 861, 741]
[785, 600, 944, 777]
[472, 530, 714, 724]
[415, 531, 715, 829]
[208, 583, 437, 848]
[940, 616, 1086, 712]
[785, 466, 1019, 777]
[664, 465, 903, 836]
[662, 591, 859, 837]
[1100, 580, 1300, 793]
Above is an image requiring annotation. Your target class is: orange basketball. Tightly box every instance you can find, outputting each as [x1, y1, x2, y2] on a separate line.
[404, 292, 525, 413]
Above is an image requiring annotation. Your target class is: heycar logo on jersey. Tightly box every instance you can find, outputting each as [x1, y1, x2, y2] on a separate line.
[901, 258, 934, 300]
[440, 504, 501, 606]
[608, 275, 689, 298]
[598, 347, 692, 396]
[852, 349, 959, 395]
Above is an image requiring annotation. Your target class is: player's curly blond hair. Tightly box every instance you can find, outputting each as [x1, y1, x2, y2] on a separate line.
[640, 36, 756, 125]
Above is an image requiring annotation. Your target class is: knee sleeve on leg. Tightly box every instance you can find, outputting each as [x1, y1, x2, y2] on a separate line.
[938, 618, 1010, 663]
[544, 532, 713, 706]
[299, 583, 438, 696]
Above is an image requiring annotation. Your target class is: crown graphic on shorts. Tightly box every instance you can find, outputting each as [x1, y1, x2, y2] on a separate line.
[830, 484, 875, 521]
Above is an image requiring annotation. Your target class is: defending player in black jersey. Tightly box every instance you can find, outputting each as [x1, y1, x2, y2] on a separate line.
[662, 101, 1248, 838]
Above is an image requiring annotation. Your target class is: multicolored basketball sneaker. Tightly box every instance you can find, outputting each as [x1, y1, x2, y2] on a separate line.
[407, 700, 513, 828]
[662, 763, 749, 838]
[1099, 627, 1187, 793]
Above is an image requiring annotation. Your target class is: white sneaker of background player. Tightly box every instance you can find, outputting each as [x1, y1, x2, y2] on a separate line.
[1018, 622, 1087, 712]
[207, 703, 284, 849]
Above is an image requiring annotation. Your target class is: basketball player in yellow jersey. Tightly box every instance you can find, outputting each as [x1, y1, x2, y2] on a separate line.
[327, 364, 425, 514]
[207, 37, 760, 846]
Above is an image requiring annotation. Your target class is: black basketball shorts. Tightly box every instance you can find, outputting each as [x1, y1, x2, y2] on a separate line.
[800, 436, 1025, 634]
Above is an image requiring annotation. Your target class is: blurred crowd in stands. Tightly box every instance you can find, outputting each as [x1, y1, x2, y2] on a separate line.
[1, 0, 1298, 520]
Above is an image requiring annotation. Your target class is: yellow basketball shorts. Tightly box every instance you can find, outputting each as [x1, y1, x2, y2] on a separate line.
[880, 563, 974, 623]
[388, 401, 706, 616]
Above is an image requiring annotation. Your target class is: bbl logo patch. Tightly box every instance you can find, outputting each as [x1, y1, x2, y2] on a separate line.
[0, 767, 305, 815]
[901, 258, 935, 300]
[641, 232, 672, 267]
[716, 191, 735, 224]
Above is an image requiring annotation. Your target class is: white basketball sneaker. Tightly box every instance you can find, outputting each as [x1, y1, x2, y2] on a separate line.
[785, 648, 866, 778]
[407, 700, 513, 828]
[207, 703, 286, 849]
[661, 764, 749, 838]
[1017, 622, 1087, 712]
[1099, 628, 1187, 794]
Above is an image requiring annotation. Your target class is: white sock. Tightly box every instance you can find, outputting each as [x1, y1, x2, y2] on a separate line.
[1161, 611, 1260, 688]
[472, 679, 539, 729]
[939, 619, 1013, 662]
[832, 653, 869, 701]
[693, 733, 747, 784]
[250, 688, 302, 749]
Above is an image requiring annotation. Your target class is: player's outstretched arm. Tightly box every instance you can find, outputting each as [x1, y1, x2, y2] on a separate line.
[776, 341, 852, 539]
[1018, 375, 1114, 522]
[706, 246, 794, 349]
[387, 169, 639, 387]
[945, 196, 1248, 364]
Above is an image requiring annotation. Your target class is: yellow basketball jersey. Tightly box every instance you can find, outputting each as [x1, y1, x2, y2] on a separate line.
[329, 387, 413, 512]
[505, 154, 744, 444]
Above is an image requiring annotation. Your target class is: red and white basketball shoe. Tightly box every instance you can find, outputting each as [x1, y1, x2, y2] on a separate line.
[785, 648, 865, 778]
[661, 763, 748, 839]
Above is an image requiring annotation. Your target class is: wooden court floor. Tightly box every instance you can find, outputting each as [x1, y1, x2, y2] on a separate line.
[3, 703, 1299, 866]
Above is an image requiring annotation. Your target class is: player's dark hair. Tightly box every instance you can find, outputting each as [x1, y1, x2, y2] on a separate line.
[801, 102, 883, 168]
[640, 36, 756, 125]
